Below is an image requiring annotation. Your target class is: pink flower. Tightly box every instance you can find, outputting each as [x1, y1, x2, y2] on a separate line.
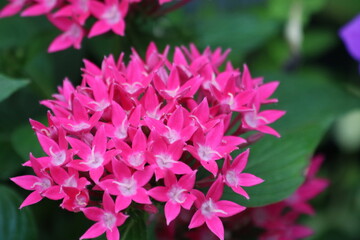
[186, 121, 246, 176]
[189, 177, 246, 240]
[89, 0, 128, 37]
[149, 171, 196, 225]
[148, 137, 192, 180]
[0, 0, 26, 17]
[67, 125, 116, 183]
[21, 0, 59, 17]
[100, 160, 153, 212]
[12, 44, 284, 240]
[48, 17, 85, 52]
[81, 191, 128, 240]
[11, 154, 63, 208]
[222, 149, 264, 199]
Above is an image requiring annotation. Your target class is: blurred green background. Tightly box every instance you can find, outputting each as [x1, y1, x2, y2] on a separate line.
[0, 0, 359, 239]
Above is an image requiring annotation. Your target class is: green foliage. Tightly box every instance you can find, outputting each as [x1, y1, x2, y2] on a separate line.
[0, 74, 29, 102]
[224, 70, 359, 206]
[0, 185, 38, 240]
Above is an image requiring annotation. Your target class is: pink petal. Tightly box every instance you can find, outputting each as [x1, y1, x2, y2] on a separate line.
[133, 188, 151, 204]
[93, 126, 107, 153]
[148, 187, 169, 202]
[115, 196, 132, 212]
[82, 207, 104, 222]
[238, 173, 264, 187]
[165, 201, 181, 225]
[231, 149, 250, 172]
[11, 175, 39, 190]
[206, 217, 224, 240]
[89, 20, 111, 38]
[230, 186, 249, 199]
[133, 166, 153, 186]
[48, 34, 74, 53]
[257, 125, 281, 138]
[216, 200, 246, 217]
[189, 209, 205, 229]
[80, 222, 106, 239]
[132, 128, 147, 151]
[90, 166, 104, 183]
[201, 160, 218, 177]
[43, 186, 63, 200]
[112, 160, 131, 180]
[171, 162, 193, 175]
[112, 20, 125, 36]
[178, 171, 197, 190]
[103, 191, 115, 212]
[106, 227, 120, 240]
[258, 110, 286, 124]
[20, 191, 43, 209]
[206, 177, 223, 201]
[21, 5, 48, 16]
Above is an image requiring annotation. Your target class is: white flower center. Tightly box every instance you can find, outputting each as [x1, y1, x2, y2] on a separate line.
[63, 175, 78, 188]
[102, 212, 116, 229]
[114, 118, 128, 139]
[86, 147, 104, 168]
[49, 147, 67, 166]
[75, 193, 88, 208]
[45, 0, 57, 9]
[114, 178, 137, 197]
[69, 122, 90, 132]
[77, 0, 89, 12]
[155, 154, 176, 169]
[200, 198, 226, 219]
[197, 145, 216, 162]
[102, 4, 121, 25]
[244, 111, 258, 128]
[33, 178, 51, 192]
[164, 128, 179, 144]
[128, 152, 144, 167]
[167, 185, 186, 204]
[225, 170, 238, 187]
[123, 82, 142, 94]
[65, 24, 82, 40]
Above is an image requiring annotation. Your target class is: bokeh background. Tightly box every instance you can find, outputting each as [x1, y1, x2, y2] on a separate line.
[0, 0, 359, 239]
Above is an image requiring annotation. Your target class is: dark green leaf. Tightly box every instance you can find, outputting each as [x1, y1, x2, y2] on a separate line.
[0, 185, 38, 240]
[195, 12, 278, 62]
[11, 123, 43, 161]
[0, 140, 23, 180]
[0, 74, 29, 102]
[121, 209, 147, 240]
[223, 70, 360, 207]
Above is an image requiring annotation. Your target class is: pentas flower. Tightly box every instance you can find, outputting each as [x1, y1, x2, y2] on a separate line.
[189, 177, 246, 240]
[250, 155, 329, 240]
[222, 149, 264, 199]
[0, 0, 187, 52]
[149, 171, 196, 225]
[81, 192, 128, 240]
[12, 44, 283, 240]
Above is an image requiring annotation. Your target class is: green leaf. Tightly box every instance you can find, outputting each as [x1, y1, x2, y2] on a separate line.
[0, 185, 38, 240]
[0, 140, 23, 180]
[0, 17, 50, 50]
[195, 12, 278, 62]
[0, 74, 29, 102]
[11, 123, 43, 161]
[121, 209, 147, 240]
[223, 70, 360, 207]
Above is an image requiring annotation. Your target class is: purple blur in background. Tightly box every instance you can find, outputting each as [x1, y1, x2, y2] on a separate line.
[340, 14, 360, 70]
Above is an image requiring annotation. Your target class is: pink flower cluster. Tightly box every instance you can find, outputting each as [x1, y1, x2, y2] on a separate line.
[251, 155, 330, 240]
[11, 43, 284, 240]
[0, 0, 177, 52]
[157, 155, 329, 240]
